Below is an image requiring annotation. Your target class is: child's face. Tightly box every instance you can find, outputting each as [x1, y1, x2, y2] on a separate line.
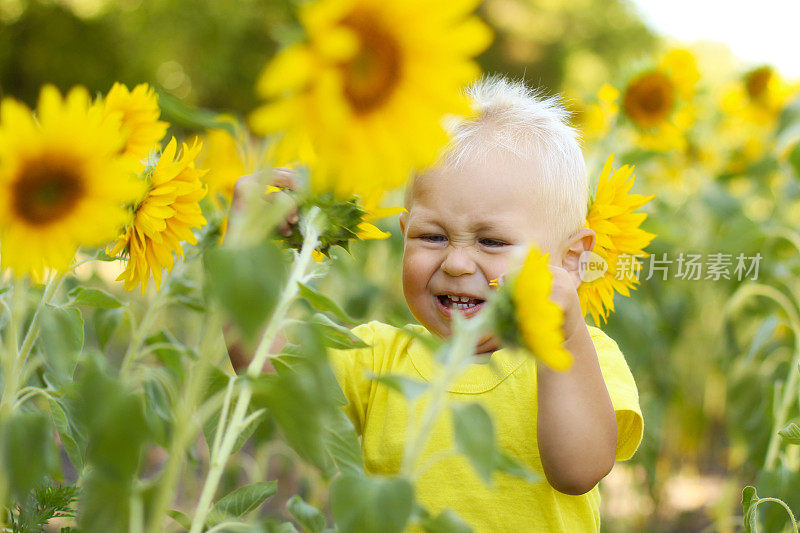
[400, 150, 558, 354]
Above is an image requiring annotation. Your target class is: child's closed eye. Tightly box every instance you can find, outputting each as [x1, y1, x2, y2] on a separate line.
[479, 238, 509, 247]
[420, 234, 448, 243]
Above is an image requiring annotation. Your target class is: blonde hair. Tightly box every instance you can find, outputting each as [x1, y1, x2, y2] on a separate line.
[407, 75, 588, 248]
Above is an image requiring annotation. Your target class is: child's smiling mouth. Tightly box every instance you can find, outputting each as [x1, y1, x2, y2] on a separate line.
[435, 293, 486, 318]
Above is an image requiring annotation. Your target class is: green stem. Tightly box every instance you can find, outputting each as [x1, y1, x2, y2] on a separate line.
[189, 207, 322, 533]
[753, 497, 799, 533]
[401, 311, 489, 477]
[120, 269, 175, 377]
[146, 307, 223, 532]
[725, 283, 800, 470]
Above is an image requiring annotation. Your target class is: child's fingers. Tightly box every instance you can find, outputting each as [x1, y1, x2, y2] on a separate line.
[272, 167, 299, 190]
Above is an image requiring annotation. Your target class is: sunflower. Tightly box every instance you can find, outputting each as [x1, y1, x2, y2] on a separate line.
[578, 83, 620, 142]
[102, 82, 169, 162]
[512, 246, 572, 371]
[108, 138, 207, 293]
[720, 65, 797, 128]
[579, 154, 656, 325]
[621, 48, 698, 152]
[198, 128, 246, 208]
[250, 0, 492, 201]
[0, 85, 143, 280]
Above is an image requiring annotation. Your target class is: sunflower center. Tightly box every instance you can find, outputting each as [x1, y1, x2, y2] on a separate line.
[340, 9, 402, 115]
[12, 156, 85, 225]
[623, 71, 675, 128]
[745, 66, 772, 101]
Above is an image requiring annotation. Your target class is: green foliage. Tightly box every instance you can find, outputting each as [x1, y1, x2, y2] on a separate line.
[207, 481, 278, 526]
[65, 287, 124, 309]
[0, 413, 59, 500]
[204, 239, 287, 345]
[37, 304, 84, 386]
[742, 486, 799, 533]
[9, 481, 78, 533]
[66, 358, 150, 533]
[330, 475, 414, 533]
[286, 495, 328, 533]
[451, 403, 538, 485]
[778, 422, 800, 444]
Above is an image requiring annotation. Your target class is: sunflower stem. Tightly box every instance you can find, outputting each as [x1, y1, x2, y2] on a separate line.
[401, 309, 490, 478]
[120, 267, 176, 377]
[146, 306, 224, 532]
[189, 207, 322, 533]
[0, 272, 61, 510]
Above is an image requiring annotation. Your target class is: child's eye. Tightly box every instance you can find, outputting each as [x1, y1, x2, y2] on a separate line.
[421, 234, 447, 243]
[480, 238, 508, 247]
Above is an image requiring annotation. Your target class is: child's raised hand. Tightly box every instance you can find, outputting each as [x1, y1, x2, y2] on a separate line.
[548, 264, 584, 342]
[231, 167, 299, 237]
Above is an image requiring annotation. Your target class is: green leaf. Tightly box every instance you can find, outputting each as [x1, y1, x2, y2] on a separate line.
[66, 286, 124, 308]
[778, 422, 800, 445]
[287, 495, 327, 533]
[204, 405, 265, 458]
[322, 409, 365, 476]
[742, 486, 759, 533]
[330, 475, 413, 533]
[93, 307, 122, 352]
[306, 313, 369, 350]
[68, 359, 150, 533]
[368, 373, 428, 401]
[494, 451, 539, 483]
[38, 304, 84, 385]
[420, 509, 472, 533]
[157, 89, 238, 135]
[0, 412, 59, 499]
[145, 330, 189, 381]
[788, 142, 800, 179]
[747, 315, 779, 361]
[204, 240, 287, 344]
[207, 481, 278, 526]
[48, 397, 85, 472]
[167, 509, 192, 530]
[452, 403, 495, 483]
[298, 282, 355, 324]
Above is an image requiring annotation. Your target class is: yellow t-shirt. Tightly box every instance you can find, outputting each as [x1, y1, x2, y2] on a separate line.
[329, 321, 643, 532]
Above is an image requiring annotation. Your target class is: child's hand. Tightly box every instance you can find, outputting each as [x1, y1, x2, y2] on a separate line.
[231, 167, 299, 237]
[548, 265, 585, 342]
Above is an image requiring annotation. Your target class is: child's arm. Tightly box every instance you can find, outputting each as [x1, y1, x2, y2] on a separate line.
[224, 169, 298, 374]
[535, 265, 617, 495]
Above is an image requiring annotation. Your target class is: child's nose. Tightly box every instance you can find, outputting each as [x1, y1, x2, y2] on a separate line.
[441, 246, 477, 277]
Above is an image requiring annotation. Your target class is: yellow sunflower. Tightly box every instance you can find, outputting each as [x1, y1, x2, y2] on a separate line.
[250, 0, 492, 201]
[622, 48, 698, 152]
[108, 138, 207, 293]
[198, 128, 246, 208]
[579, 154, 656, 325]
[512, 245, 572, 372]
[578, 83, 620, 142]
[0, 85, 143, 280]
[102, 82, 169, 162]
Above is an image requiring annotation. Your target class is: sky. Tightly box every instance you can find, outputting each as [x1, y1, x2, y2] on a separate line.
[629, 0, 800, 78]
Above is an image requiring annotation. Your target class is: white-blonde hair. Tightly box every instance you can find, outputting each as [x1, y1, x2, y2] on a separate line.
[408, 74, 588, 248]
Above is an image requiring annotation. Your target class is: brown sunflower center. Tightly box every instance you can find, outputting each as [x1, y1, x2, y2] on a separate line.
[340, 9, 402, 115]
[623, 71, 675, 128]
[745, 66, 772, 101]
[12, 156, 84, 225]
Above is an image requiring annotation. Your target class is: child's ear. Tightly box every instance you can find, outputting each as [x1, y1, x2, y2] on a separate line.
[561, 228, 595, 288]
[399, 213, 407, 236]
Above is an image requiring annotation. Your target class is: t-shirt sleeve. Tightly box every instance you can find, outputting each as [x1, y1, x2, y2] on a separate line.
[589, 327, 644, 461]
[327, 322, 377, 436]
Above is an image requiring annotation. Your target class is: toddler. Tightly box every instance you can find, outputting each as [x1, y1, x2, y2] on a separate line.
[233, 75, 643, 532]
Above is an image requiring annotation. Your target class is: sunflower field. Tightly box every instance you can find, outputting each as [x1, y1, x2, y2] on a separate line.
[1, 0, 800, 532]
